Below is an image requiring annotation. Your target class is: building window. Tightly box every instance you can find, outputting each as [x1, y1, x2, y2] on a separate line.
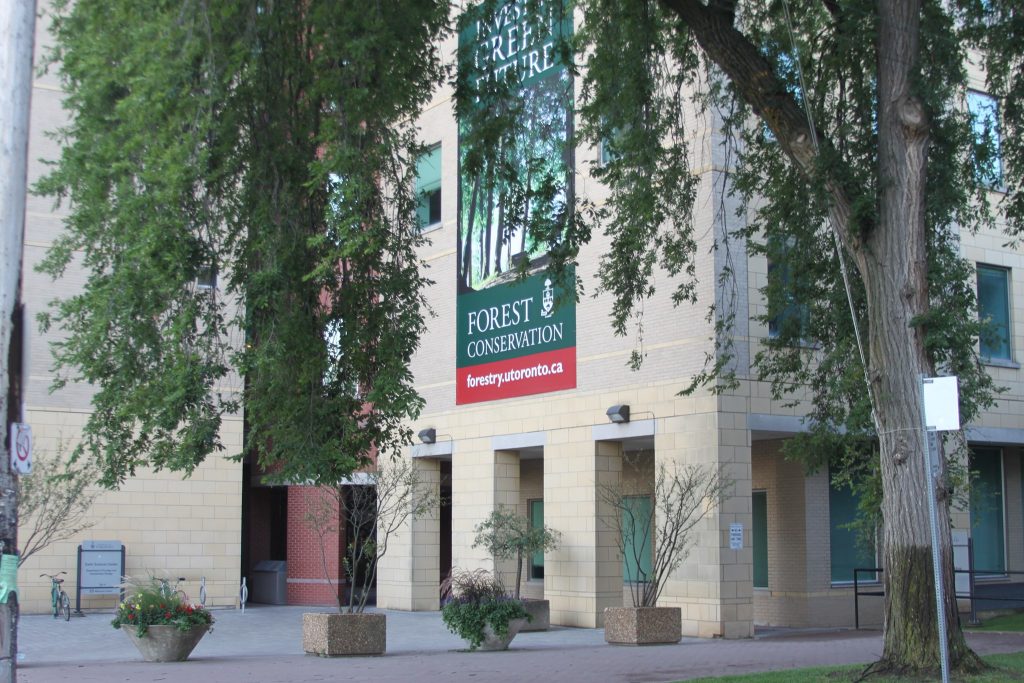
[599, 125, 630, 165]
[969, 446, 1005, 575]
[195, 263, 217, 290]
[622, 495, 653, 583]
[829, 472, 875, 583]
[977, 264, 1012, 362]
[967, 90, 1002, 188]
[752, 491, 768, 589]
[416, 144, 442, 229]
[766, 241, 809, 339]
[529, 499, 545, 580]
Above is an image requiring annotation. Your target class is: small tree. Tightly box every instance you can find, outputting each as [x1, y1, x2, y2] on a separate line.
[472, 507, 560, 600]
[305, 458, 438, 613]
[18, 445, 100, 567]
[601, 460, 728, 608]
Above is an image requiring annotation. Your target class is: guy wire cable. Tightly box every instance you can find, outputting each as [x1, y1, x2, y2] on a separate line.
[781, 0, 879, 433]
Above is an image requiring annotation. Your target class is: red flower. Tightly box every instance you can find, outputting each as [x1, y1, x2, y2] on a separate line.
[164, 611, 172, 619]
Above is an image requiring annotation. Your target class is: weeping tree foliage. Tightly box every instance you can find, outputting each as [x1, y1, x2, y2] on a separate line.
[458, 0, 1022, 675]
[36, 0, 450, 489]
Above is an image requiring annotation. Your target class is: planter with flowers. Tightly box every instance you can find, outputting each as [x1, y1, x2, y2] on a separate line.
[441, 568, 530, 651]
[112, 577, 214, 662]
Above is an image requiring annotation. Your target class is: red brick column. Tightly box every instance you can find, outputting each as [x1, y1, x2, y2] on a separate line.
[286, 486, 346, 606]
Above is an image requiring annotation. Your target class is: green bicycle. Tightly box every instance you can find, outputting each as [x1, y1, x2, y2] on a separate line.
[41, 572, 70, 621]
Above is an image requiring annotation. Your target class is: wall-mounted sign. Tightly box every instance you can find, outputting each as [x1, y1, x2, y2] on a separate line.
[456, 0, 576, 405]
[729, 523, 744, 550]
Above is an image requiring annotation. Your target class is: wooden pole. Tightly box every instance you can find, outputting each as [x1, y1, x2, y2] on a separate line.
[1, 0, 38, 679]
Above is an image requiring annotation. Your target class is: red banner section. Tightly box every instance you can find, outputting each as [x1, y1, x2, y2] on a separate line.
[456, 346, 576, 405]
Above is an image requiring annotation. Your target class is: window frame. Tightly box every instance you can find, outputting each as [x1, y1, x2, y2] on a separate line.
[966, 90, 1004, 190]
[752, 490, 769, 589]
[976, 263, 1015, 365]
[828, 469, 878, 586]
[622, 494, 654, 584]
[969, 446, 1007, 578]
[528, 499, 545, 581]
[416, 143, 442, 231]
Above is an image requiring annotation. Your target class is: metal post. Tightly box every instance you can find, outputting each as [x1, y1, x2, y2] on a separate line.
[923, 428, 950, 683]
[75, 545, 82, 615]
[968, 538, 980, 626]
[854, 570, 860, 630]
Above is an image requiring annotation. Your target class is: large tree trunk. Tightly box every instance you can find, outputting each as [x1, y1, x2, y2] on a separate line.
[871, 2, 982, 672]
[656, 0, 983, 674]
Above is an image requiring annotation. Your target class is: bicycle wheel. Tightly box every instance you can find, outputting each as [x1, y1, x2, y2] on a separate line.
[59, 592, 71, 621]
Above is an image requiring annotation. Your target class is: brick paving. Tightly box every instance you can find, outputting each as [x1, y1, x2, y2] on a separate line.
[16, 605, 1024, 683]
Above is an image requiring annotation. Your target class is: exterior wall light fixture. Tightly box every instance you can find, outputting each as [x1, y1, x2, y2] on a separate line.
[417, 428, 437, 444]
[606, 404, 630, 424]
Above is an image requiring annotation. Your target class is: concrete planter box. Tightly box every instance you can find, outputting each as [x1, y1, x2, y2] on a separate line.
[476, 617, 528, 651]
[122, 624, 209, 662]
[519, 598, 550, 632]
[603, 606, 682, 646]
[302, 612, 386, 656]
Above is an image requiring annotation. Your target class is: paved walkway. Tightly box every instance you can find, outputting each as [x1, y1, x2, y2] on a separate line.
[16, 605, 1024, 682]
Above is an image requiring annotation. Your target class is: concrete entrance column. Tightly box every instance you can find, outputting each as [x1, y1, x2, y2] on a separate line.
[376, 456, 442, 611]
[544, 432, 623, 627]
[656, 411, 753, 638]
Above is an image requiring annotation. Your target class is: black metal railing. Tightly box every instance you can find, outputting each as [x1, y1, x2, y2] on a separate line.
[853, 563, 1024, 629]
[853, 567, 883, 630]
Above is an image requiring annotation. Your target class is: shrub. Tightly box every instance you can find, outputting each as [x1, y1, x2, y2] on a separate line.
[440, 569, 529, 650]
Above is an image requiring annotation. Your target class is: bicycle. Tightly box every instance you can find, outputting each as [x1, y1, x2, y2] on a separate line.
[41, 572, 70, 621]
[157, 576, 189, 602]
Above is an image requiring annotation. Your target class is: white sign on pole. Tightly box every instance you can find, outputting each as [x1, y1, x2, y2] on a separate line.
[922, 376, 960, 431]
[9, 423, 32, 474]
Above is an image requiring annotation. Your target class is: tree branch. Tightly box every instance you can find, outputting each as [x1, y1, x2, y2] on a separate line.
[657, 0, 865, 258]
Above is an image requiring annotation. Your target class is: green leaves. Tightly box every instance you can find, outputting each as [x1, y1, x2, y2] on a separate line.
[38, 0, 449, 487]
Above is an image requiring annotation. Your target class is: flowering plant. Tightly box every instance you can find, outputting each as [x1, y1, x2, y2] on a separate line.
[440, 568, 529, 650]
[111, 577, 214, 637]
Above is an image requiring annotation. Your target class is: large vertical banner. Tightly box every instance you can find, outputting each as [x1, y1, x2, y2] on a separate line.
[457, 0, 576, 405]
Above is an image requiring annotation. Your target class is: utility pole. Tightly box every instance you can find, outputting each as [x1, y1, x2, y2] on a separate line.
[1, 0, 38, 680]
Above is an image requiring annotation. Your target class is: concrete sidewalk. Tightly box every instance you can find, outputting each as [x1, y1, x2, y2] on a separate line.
[16, 605, 1023, 682]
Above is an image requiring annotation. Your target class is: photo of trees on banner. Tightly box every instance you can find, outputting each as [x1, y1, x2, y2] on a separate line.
[456, 0, 576, 405]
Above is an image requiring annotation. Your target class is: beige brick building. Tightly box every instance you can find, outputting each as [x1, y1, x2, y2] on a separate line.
[376, 28, 1024, 638]
[18, 4, 1022, 634]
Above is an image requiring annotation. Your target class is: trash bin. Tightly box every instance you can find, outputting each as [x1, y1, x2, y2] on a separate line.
[251, 560, 288, 605]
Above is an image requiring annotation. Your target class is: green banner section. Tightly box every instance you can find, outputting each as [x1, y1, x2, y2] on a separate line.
[457, 0, 574, 294]
[0, 554, 18, 604]
[457, 268, 575, 368]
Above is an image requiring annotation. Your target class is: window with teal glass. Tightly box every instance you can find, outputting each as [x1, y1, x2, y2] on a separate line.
[529, 499, 545, 580]
[970, 447, 1005, 575]
[967, 91, 1002, 187]
[416, 144, 441, 229]
[622, 495, 653, 583]
[977, 264, 1012, 362]
[829, 473, 875, 583]
[766, 237, 809, 339]
[752, 491, 768, 588]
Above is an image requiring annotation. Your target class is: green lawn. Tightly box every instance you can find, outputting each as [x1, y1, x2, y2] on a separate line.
[966, 612, 1024, 632]
[682, 651, 1024, 682]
